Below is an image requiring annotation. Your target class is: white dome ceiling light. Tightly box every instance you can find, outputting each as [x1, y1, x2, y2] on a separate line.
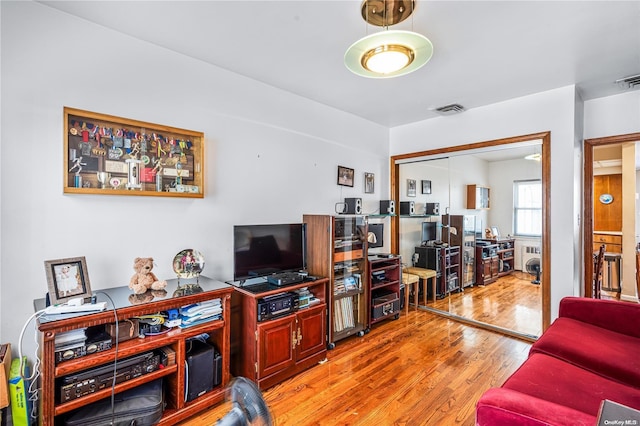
[345, 0, 433, 78]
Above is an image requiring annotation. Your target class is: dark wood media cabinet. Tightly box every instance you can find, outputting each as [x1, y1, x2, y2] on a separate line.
[368, 255, 401, 326]
[34, 277, 232, 426]
[230, 277, 328, 390]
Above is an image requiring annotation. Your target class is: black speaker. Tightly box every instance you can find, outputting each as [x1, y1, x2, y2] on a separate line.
[344, 197, 362, 214]
[400, 201, 415, 215]
[425, 202, 440, 215]
[380, 200, 395, 215]
[185, 340, 221, 402]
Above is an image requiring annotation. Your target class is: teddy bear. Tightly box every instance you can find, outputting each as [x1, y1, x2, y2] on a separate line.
[129, 257, 167, 294]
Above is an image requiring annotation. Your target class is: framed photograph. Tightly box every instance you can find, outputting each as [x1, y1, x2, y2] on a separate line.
[364, 172, 375, 194]
[337, 165, 354, 187]
[490, 226, 501, 239]
[421, 180, 432, 194]
[407, 179, 416, 197]
[44, 257, 92, 305]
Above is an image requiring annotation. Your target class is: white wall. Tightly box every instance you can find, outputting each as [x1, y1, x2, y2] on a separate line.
[0, 2, 389, 348]
[391, 86, 579, 320]
[584, 91, 640, 139]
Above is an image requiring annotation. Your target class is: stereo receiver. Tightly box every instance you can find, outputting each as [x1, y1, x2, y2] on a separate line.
[59, 351, 160, 402]
[257, 292, 299, 322]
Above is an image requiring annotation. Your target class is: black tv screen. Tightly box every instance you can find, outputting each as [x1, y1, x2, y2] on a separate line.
[368, 223, 384, 248]
[422, 221, 441, 243]
[233, 223, 306, 281]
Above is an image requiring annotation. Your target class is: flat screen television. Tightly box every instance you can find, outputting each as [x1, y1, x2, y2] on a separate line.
[233, 223, 306, 281]
[368, 223, 384, 249]
[422, 221, 441, 243]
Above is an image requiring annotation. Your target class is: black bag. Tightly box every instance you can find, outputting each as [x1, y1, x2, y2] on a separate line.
[64, 379, 164, 426]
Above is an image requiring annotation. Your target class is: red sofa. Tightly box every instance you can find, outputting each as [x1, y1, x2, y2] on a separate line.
[476, 297, 640, 425]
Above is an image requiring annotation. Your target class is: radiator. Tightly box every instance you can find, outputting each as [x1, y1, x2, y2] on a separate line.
[514, 240, 541, 270]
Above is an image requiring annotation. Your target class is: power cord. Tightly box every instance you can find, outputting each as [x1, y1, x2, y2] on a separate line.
[18, 308, 46, 423]
[93, 291, 118, 426]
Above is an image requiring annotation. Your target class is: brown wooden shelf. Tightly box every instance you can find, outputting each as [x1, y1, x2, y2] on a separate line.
[36, 277, 232, 426]
[54, 320, 224, 377]
[54, 364, 177, 416]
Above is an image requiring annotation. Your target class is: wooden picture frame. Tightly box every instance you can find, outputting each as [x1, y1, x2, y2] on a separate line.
[337, 165, 354, 187]
[491, 226, 501, 238]
[364, 172, 375, 193]
[44, 256, 92, 305]
[407, 179, 416, 197]
[421, 180, 432, 194]
[64, 107, 204, 198]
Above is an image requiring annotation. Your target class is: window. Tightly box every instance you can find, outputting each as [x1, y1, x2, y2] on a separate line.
[514, 180, 542, 236]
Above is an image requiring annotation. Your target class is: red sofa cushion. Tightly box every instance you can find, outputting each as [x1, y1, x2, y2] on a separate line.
[502, 353, 640, 417]
[476, 388, 596, 426]
[559, 297, 640, 339]
[530, 317, 640, 387]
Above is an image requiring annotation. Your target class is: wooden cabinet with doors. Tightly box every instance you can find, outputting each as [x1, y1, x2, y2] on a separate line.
[476, 244, 500, 285]
[593, 174, 622, 233]
[231, 278, 328, 390]
[593, 233, 622, 254]
[466, 184, 490, 209]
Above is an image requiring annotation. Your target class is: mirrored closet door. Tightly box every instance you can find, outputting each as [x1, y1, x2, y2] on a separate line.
[391, 134, 550, 340]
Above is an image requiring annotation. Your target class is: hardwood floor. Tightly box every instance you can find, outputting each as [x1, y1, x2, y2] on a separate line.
[179, 310, 532, 426]
[429, 271, 542, 337]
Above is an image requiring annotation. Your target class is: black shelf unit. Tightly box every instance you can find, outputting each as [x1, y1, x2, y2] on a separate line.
[413, 245, 461, 298]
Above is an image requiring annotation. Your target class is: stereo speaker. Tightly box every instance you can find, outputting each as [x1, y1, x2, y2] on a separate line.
[344, 198, 362, 214]
[399, 201, 415, 216]
[379, 200, 395, 215]
[425, 202, 440, 215]
[185, 340, 221, 402]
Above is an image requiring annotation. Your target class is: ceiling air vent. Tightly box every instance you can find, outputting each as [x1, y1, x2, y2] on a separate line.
[434, 103, 465, 115]
[615, 74, 640, 90]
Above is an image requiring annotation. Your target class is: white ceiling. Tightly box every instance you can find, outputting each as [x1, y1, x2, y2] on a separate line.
[39, 1, 640, 128]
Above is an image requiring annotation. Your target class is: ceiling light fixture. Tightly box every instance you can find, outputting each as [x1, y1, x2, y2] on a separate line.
[345, 0, 433, 78]
[525, 153, 542, 161]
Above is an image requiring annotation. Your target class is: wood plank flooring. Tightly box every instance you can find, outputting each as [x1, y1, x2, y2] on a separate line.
[179, 310, 532, 426]
[429, 271, 542, 337]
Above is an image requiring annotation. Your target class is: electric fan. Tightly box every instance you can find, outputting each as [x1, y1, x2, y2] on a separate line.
[217, 377, 273, 426]
[525, 257, 541, 285]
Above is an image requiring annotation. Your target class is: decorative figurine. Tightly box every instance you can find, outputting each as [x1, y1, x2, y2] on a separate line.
[153, 158, 164, 192]
[69, 157, 86, 188]
[126, 158, 142, 189]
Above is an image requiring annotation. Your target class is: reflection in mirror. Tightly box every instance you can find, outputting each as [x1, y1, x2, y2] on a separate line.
[397, 141, 543, 338]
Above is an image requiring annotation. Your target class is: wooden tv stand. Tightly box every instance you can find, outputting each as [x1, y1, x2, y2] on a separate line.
[230, 277, 328, 390]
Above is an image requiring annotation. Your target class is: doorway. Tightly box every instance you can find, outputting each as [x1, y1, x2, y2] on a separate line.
[583, 132, 640, 300]
[391, 132, 551, 340]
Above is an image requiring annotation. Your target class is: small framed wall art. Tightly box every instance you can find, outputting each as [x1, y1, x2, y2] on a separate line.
[64, 107, 204, 198]
[422, 180, 432, 194]
[407, 179, 417, 197]
[44, 256, 92, 305]
[364, 172, 375, 193]
[337, 165, 354, 187]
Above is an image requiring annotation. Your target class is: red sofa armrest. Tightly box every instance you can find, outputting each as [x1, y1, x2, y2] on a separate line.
[476, 388, 596, 426]
[559, 297, 640, 338]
